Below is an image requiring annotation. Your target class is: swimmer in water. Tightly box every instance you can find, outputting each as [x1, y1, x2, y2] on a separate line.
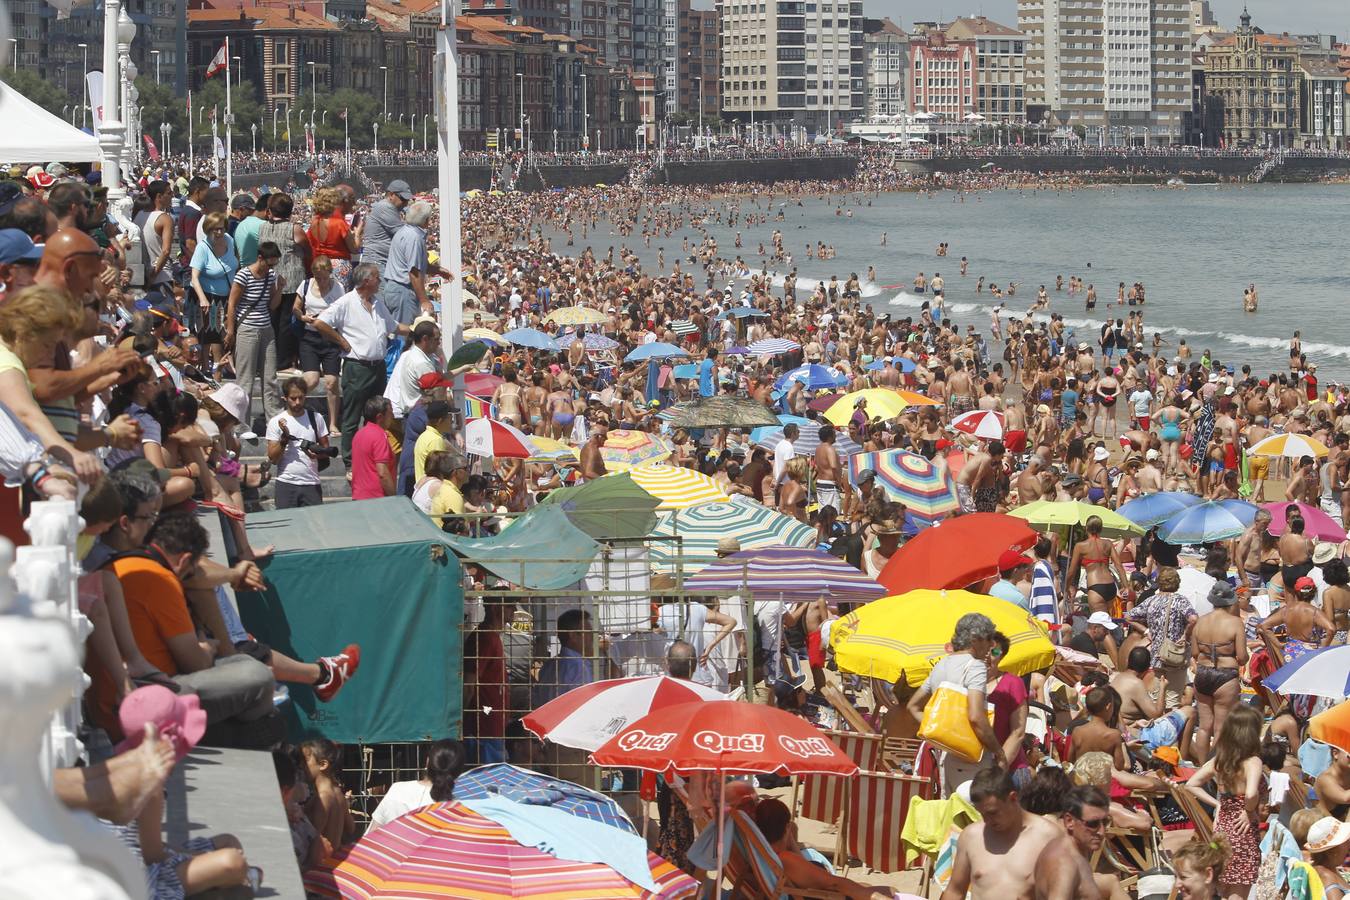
[1244, 284, 1258, 312]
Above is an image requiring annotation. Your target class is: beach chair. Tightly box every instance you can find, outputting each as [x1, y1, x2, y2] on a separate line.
[795, 729, 883, 866]
[721, 810, 845, 900]
[842, 769, 934, 876]
[1166, 782, 1215, 841]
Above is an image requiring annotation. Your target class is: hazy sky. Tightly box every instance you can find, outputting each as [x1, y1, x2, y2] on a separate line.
[865, 0, 1348, 36]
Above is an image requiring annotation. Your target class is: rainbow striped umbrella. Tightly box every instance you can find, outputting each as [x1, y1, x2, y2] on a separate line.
[647, 495, 815, 573]
[304, 801, 697, 899]
[682, 545, 887, 605]
[601, 430, 674, 472]
[622, 464, 729, 509]
[847, 450, 959, 526]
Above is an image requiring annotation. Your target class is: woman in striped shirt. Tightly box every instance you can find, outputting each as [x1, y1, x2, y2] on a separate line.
[224, 241, 283, 429]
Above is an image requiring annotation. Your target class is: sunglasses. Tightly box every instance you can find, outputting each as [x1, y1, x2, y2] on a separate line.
[1073, 813, 1109, 830]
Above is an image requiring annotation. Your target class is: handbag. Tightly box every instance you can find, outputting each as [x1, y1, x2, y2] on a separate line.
[917, 681, 994, 764]
[1157, 596, 1189, 667]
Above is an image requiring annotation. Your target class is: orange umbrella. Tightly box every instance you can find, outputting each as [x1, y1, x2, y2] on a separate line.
[896, 390, 942, 407]
[1310, 700, 1350, 753]
[876, 512, 1038, 596]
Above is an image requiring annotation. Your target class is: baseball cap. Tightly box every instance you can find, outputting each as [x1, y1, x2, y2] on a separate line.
[230, 193, 256, 210]
[1294, 576, 1317, 594]
[417, 371, 455, 391]
[0, 181, 23, 217]
[46, 162, 69, 178]
[1145, 448, 1160, 461]
[998, 549, 1032, 573]
[856, 468, 877, 484]
[1087, 611, 1115, 628]
[387, 179, 413, 200]
[0, 228, 43, 264]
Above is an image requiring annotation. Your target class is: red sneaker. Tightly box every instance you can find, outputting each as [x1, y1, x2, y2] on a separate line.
[314, 644, 361, 702]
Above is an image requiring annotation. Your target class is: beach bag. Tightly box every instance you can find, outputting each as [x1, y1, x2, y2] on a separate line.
[1157, 596, 1189, 667]
[917, 682, 993, 763]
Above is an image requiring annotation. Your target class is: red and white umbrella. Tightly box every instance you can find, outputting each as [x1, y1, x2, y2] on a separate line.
[523, 675, 726, 752]
[464, 417, 539, 459]
[951, 409, 1006, 440]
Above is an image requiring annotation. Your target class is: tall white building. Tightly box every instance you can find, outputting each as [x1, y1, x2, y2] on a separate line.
[1019, 0, 1192, 141]
[717, 0, 864, 131]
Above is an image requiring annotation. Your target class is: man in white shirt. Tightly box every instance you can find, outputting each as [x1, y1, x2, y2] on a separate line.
[265, 376, 331, 508]
[772, 423, 799, 502]
[312, 262, 410, 467]
[386, 319, 441, 418]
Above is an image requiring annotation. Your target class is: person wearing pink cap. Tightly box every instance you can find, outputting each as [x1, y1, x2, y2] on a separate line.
[1258, 574, 1334, 721]
[989, 549, 1033, 610]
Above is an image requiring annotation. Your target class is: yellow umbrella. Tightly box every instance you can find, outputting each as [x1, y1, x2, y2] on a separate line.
[822, 388, 910, 427]
[526, 437, 578, 462]
[464, 327, 503, 344]
[545, 306, 608, 326]
[621, 464, 730, 509]
[830, 589, 1055, 685]
[1009, 499, 1143, 538]
[488, 190, 506, 197]
[600, 430, 674, 472]
[1247, 433, 1329, 459]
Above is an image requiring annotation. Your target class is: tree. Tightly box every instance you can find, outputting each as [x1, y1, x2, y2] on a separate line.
[185, 76, 264, 152]
[3, 68, 76, 119]
[136, 76, 188, 149]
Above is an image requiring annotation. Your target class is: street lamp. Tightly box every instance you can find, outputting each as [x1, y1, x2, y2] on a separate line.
[250, 122, 257, 155]
[8, 38, 17, 70]
[164, 121, 172, 156]
[322, 110, 328, 124]
[286, 106, 292, 153]
[307, 60, 316, 125]
[232, 55, 241, 84]
[78, 43, 88, 128]
[373, 120, 379, 154]
[116, 9, 137, 181]
[516, 71, 524, 151]
[380, 65, 388, 119]
[151, 49, 161, 84]
[272, 105, 280, 144]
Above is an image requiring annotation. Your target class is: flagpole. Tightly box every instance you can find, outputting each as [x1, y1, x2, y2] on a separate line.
[224, 36, 233, 196]
[187, 89, 194, 175]
[438, 0, 464, 420]
[344, 108, 349, 175]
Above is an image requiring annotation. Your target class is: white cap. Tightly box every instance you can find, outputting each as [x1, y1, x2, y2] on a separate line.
[1093, 446, 1109, 461]
[1145, 448, 1160, 460]
[1087, 611, 1115, 628]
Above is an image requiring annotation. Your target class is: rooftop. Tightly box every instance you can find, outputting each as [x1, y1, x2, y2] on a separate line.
[187, 5, 336, 29]
[945, 16, 1022, 39]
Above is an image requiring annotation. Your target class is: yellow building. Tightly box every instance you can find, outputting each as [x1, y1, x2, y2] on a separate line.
[1203, 8, 1300, 148]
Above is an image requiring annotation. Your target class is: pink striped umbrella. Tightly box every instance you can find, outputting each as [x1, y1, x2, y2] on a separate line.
[303, 802, 698, 899]
[523, 675, 726, 752]
[1263, 501, 1347, 542]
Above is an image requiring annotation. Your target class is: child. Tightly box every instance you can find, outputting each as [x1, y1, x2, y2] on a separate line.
[303, 738, 355, 850]
[274, 746, 327, 869]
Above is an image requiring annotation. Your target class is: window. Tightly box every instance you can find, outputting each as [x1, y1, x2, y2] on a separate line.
[276, 71, 288, 94]
[275, 40, 288, 64]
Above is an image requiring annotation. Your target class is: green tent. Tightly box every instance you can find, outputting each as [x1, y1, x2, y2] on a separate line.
[238, 497, 464, 743]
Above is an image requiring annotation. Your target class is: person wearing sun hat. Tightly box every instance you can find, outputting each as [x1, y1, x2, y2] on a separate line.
[1304, 816, 1350, 896]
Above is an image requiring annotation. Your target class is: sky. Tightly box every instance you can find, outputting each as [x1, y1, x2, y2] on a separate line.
[865, 0, 1348, 37]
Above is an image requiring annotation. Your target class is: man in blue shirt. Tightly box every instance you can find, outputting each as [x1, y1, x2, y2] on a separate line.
[698, 346, 718, 398]
[531, 608, 597, 708]
[989, 549, 1032, 610]
[1061, 376, 1080, 426]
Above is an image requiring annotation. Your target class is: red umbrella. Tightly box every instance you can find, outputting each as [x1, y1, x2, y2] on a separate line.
[877, 512, 1037, 596]
[590, 700, 858, 777]
[464, 372, 503, 395]
[806, 393, 842, 412]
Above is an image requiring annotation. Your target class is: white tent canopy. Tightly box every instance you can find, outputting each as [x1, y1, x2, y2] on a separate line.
[0, 80, 101, 163]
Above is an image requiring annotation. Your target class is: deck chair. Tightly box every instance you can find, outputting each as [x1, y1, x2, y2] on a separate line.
[1166, 782, 1215, 841]
[721, 810, 846, 900]
[842, 769, 934, 876]
[795, 730, 884, 866]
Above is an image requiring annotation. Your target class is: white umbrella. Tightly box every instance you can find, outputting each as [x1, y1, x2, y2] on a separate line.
[1177, 565, 1218, 615]
[521, 675, 725, 751]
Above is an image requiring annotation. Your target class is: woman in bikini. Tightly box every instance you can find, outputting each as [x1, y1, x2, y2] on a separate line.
[1191, 581, 1247, 763]
[1096, 369, 1121, 439]
[1259, 576, 1334, 719]
[491, 364, 525, 427]
[1323, 558, 1350, 645]
[1067, 515, 1133, 616]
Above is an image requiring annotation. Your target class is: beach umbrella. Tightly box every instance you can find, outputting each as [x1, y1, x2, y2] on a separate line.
[719, 306, 770, 319]
[546, 305, 608, 326]
[624, 342, 689, 363]
[446, 341, 492, 371]
[747, 337, 801, 356]
[865, 357, 918, 374]
[776, 364, 845, 392]
[749, 414, 811, 445]
[538, 472, 659, 540]
[951, 409, 1006, 440]
[830, 589, 1055, 685]
[1155, 499, 1257, 544]
[807, 392, 843, 413]
[303, 801, 697, 899]
[682, 545, 888, 607]
[524, 676, 725, 753]
[463, 327, 504, 344]
[661, 396, 779, 429]
[464, 417, 539, 459]
[568, 331, 620, 351]
[754, 420, 863, 458]
[1311, 701, 1350, 753]
[1265, 646, 1350, 701]
[895, 390, 942, 407]
[822, 388, 909, 426]
[601, 430, 674, 472]
[1248, 433, 1330, 459]
[1264, 501, 1348, 543]
[876, 513, 1038, 596]
[1117, 491, 1204, 528]
[646, 496, 816, 573]
[669, 319, 699, 338]
[453, 763, 637, 833]
[622, 464, 730, 509]
[502, 327, 562, 351]
[526, 436, 579, 463]
[725, 345, 751, 356]
[846, 450, 959, 527]
[1009, 500, 1143, 538]
[463, 372, 502, 395]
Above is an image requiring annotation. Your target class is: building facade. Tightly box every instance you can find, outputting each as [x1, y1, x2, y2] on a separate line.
[945, 16, 1025, 123]
[862, 17, 907, 118]
[1019, 0, 1191, 142]
[717, 0, 864, 131]
[1300, 58, 1347, 149]
[1203, 9, 1300, 148]
[907, 29, 977, 120]
[678, 1, 721, 123]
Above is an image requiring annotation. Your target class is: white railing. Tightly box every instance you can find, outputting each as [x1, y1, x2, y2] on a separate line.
[0, 500, 141, 898]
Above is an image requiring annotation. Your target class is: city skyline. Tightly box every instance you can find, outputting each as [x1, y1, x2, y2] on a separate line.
[866, 0, 1347, 35]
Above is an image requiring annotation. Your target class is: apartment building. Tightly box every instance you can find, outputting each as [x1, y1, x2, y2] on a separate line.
[678, 1, 721, 120]
[907, 28, 977, 119]
[863, 17, 907, 118]
[1203, 9, 1301, 148]
[1019, 0, 1192, 141]
[945, 16, 1026, 123]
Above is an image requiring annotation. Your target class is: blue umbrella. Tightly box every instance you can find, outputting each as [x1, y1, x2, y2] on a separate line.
[775, 364, 845, 392]
[452, 762, 637, 834]
[566, 331, 619, 351]
[755, 421, 864, 458]
[866, 356, 918, 374]
[1117, 491, 1203, 528]
[1155, 499, 1258, 544]
[502, 327, 561, 351]
[624, 342, 689, 362]
[748, 337, 801, 356]
[719, 306, 770, 319]
[749, 414, 811, 444]
[1264, 645, 1350, 700]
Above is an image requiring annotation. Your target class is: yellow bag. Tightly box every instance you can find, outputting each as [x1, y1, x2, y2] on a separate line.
[917, 682, 994, 763]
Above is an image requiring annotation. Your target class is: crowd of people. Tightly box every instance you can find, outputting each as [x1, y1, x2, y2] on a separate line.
[7, 140, 1350, 900]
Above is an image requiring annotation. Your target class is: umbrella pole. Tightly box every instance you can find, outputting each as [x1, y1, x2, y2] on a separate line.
[713, 773, 727, 899]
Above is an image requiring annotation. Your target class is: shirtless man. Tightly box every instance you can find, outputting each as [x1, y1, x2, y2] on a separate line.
[578, 417, 608, 481]
[1286, 457, 1318, 504]
[943, 767, 1061, 900]
[874, 358, 901, 389]
[1244, 416, 1272, 502]
[1236, 509, 1274, 590]
[814, 424, 844, 513]
[1017, 454, 1047, 504]
[1110, 647, 1164, 728]
[958, 441, 1005, 513]
[1069, 686, 1128, 769]
[948, 360, 977, 414]
[1137, 449, 1164, 493]
[978, 382, 1004, 412]
[1278, 507, 1315, 586]
[1035, 786, 1110, 900]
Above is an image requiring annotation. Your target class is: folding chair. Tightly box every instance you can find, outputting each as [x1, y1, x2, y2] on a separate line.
[795, 730, 883, 866]
[1166, 782, 1215, 841]
[842, 769, 934, 876]
[722, 810, 845, 900]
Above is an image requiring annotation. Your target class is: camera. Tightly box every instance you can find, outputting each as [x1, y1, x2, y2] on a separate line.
[283, 433, 339, 458]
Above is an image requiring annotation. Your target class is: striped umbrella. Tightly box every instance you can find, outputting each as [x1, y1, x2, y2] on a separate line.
[523, 676, 726, 752]
[847, 450, 959, 526]
[1248, 433, 1330, 459]
[303, 801, 697, 899]
[748, 337, 800, 356]
[464, 417, 540, 459]
[463, 394, 496, 420]
[545, 306, 608, 326]
[669, 319, 699, 337]
[647, 495, 815, 573]
[755, 420, 864, 458]
[682, 545, 888, 606]
[567, 331, 620, 351]
[951, 409, 1006, 440]
[601, 430, 674, 472]
[453, 763, 637, 833]
[622, 464, 730, 509]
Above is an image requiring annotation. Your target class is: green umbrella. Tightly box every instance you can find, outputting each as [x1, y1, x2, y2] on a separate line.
[446, 340, 492, 370]
[1008, 499, 1143, 539]
[538, 472, 660, 540]
[662, 396, 780, 429]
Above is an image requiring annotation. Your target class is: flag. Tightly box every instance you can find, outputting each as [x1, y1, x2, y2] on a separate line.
[205, 43, 227, 78]
[143, 134, 160, 161]
[339, 108, 347, 121]
[86, 71, 105, 129]
[214, 136, 226, 159]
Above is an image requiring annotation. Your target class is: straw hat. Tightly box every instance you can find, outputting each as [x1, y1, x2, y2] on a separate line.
[1305, 817, 1350, 856]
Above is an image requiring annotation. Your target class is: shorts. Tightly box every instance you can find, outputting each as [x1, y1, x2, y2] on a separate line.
[299, 330, 340, 376]
[1136, 416, 1151, 432]
[815, 480, 840, 512]
[1283, 561, 1314, 587]
[806, 629, 826, 669]
[973, 485, 998, 513]
[1249, 456, 1269, 479]
[1004, 430, 1028, 453]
